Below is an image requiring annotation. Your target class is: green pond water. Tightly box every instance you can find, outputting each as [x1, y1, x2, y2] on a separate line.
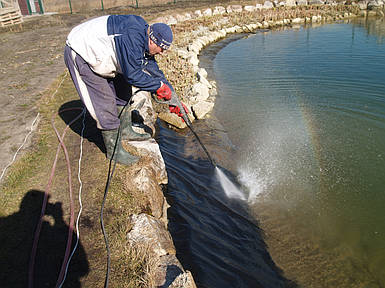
[212, 18, 385, 287]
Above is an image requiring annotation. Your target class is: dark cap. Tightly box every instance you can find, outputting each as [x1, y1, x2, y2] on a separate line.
[149, 23, 173, 50]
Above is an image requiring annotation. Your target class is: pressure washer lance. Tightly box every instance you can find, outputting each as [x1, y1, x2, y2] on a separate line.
[153, 91, 216, 167]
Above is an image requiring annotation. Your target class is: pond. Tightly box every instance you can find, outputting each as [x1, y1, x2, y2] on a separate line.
[211, 17, 385, 287]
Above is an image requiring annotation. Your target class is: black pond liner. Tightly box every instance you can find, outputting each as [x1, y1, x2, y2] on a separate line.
[156, 121, 293, 288]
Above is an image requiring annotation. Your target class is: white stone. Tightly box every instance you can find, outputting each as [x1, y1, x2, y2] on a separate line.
[213, 6, 226, 15]
[194, 10, 202, 17]
[292, 17, 305, 23]
[228, 4, 243, 12]
[202, 8, 212, 17]
[297, 0, 308, 5]
[188, 54, 199, 66]
[165, 15, 177, 25]
[192, 101, 215, 119]
[176, 48, 189, 59]
[197, 68, 208, 79]
[244, 5, 257, 11]
[262, 21, 270, 28]
[284, 0, 297, 6]
[127, 214, 175, 257]
[263, 1, 275, 8]
[192, 83, 210, 101]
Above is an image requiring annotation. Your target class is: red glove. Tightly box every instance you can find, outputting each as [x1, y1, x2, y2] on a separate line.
[169, 102, 189, 118]
[156, 83, 172, 100]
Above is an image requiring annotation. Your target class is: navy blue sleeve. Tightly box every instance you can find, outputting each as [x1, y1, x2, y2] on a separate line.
[143, 57, 175, 92]
[114, 34, 162, 91]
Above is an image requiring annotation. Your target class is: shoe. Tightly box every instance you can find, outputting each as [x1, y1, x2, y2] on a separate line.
[101, 129, 139, 166]
[117, 103, 151, 141]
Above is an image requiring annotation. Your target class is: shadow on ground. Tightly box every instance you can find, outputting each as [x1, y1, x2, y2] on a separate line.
[59, 100, 105, 153]
[0, 190, 89, 287]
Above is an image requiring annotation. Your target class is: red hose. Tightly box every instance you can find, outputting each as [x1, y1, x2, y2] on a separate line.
[28, 107, 85, 288]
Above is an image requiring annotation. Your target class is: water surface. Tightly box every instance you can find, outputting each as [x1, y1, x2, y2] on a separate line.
[212, 18, 385, 286]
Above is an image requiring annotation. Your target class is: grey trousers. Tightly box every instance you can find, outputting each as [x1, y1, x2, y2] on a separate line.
[64, 45, 132, 130]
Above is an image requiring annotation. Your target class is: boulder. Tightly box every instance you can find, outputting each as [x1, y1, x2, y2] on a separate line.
[191, 82, 210, 101]
[202, 8, 212, 17]
[192, 101, 215, 119]
[244, 5, 257, 11]
[263, 1, 275, 8]
[213, 6, 226, 15]
[227, 4, 243, 13]
[308, 0, 324, 4]
[127, 214, 175, 257]
[284, 0, 297, 6]
[193, 10, 202, 18]
[297, 0, 308, 5]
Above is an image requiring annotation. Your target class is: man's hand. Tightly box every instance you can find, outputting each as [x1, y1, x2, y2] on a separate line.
[156, 82, 172, 100]
[169, 102, 189, 118]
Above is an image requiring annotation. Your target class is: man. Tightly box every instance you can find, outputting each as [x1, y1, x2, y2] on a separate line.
[64, 15, 179, 166]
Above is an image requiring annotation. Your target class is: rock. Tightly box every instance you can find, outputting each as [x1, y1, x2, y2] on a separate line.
[157, 111, 194, 129]
[127, 214, 175, 257]
[191, 82, 210, 101]
[227, 4, 243, 13]
[176, 48, 189, 59]
[192, 101, 214, 119]
[128, 139, 167, 184]
[308, 0, 324, 4]
[154, 255, 197, 288]
[131, 88, 157, 137]
[368, 0, 383, 9]
[292, 17, 305, 23]
[357, 0, 368, 9]
[165, 15, 177, 25]
[297, 0, 308, 5]
[263, 1, 275, 8]
[244, 5, 257, 11]
[197, 68, 208, 79]
[284, 0, 297, 6]
[202, 8, 212, 17]
[213, 6, 226, 15]
[176, 13, 192, 22]
[193, 10, 202, 18]
[187, 53, 199, 66]
[128, 163, 167, 219]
